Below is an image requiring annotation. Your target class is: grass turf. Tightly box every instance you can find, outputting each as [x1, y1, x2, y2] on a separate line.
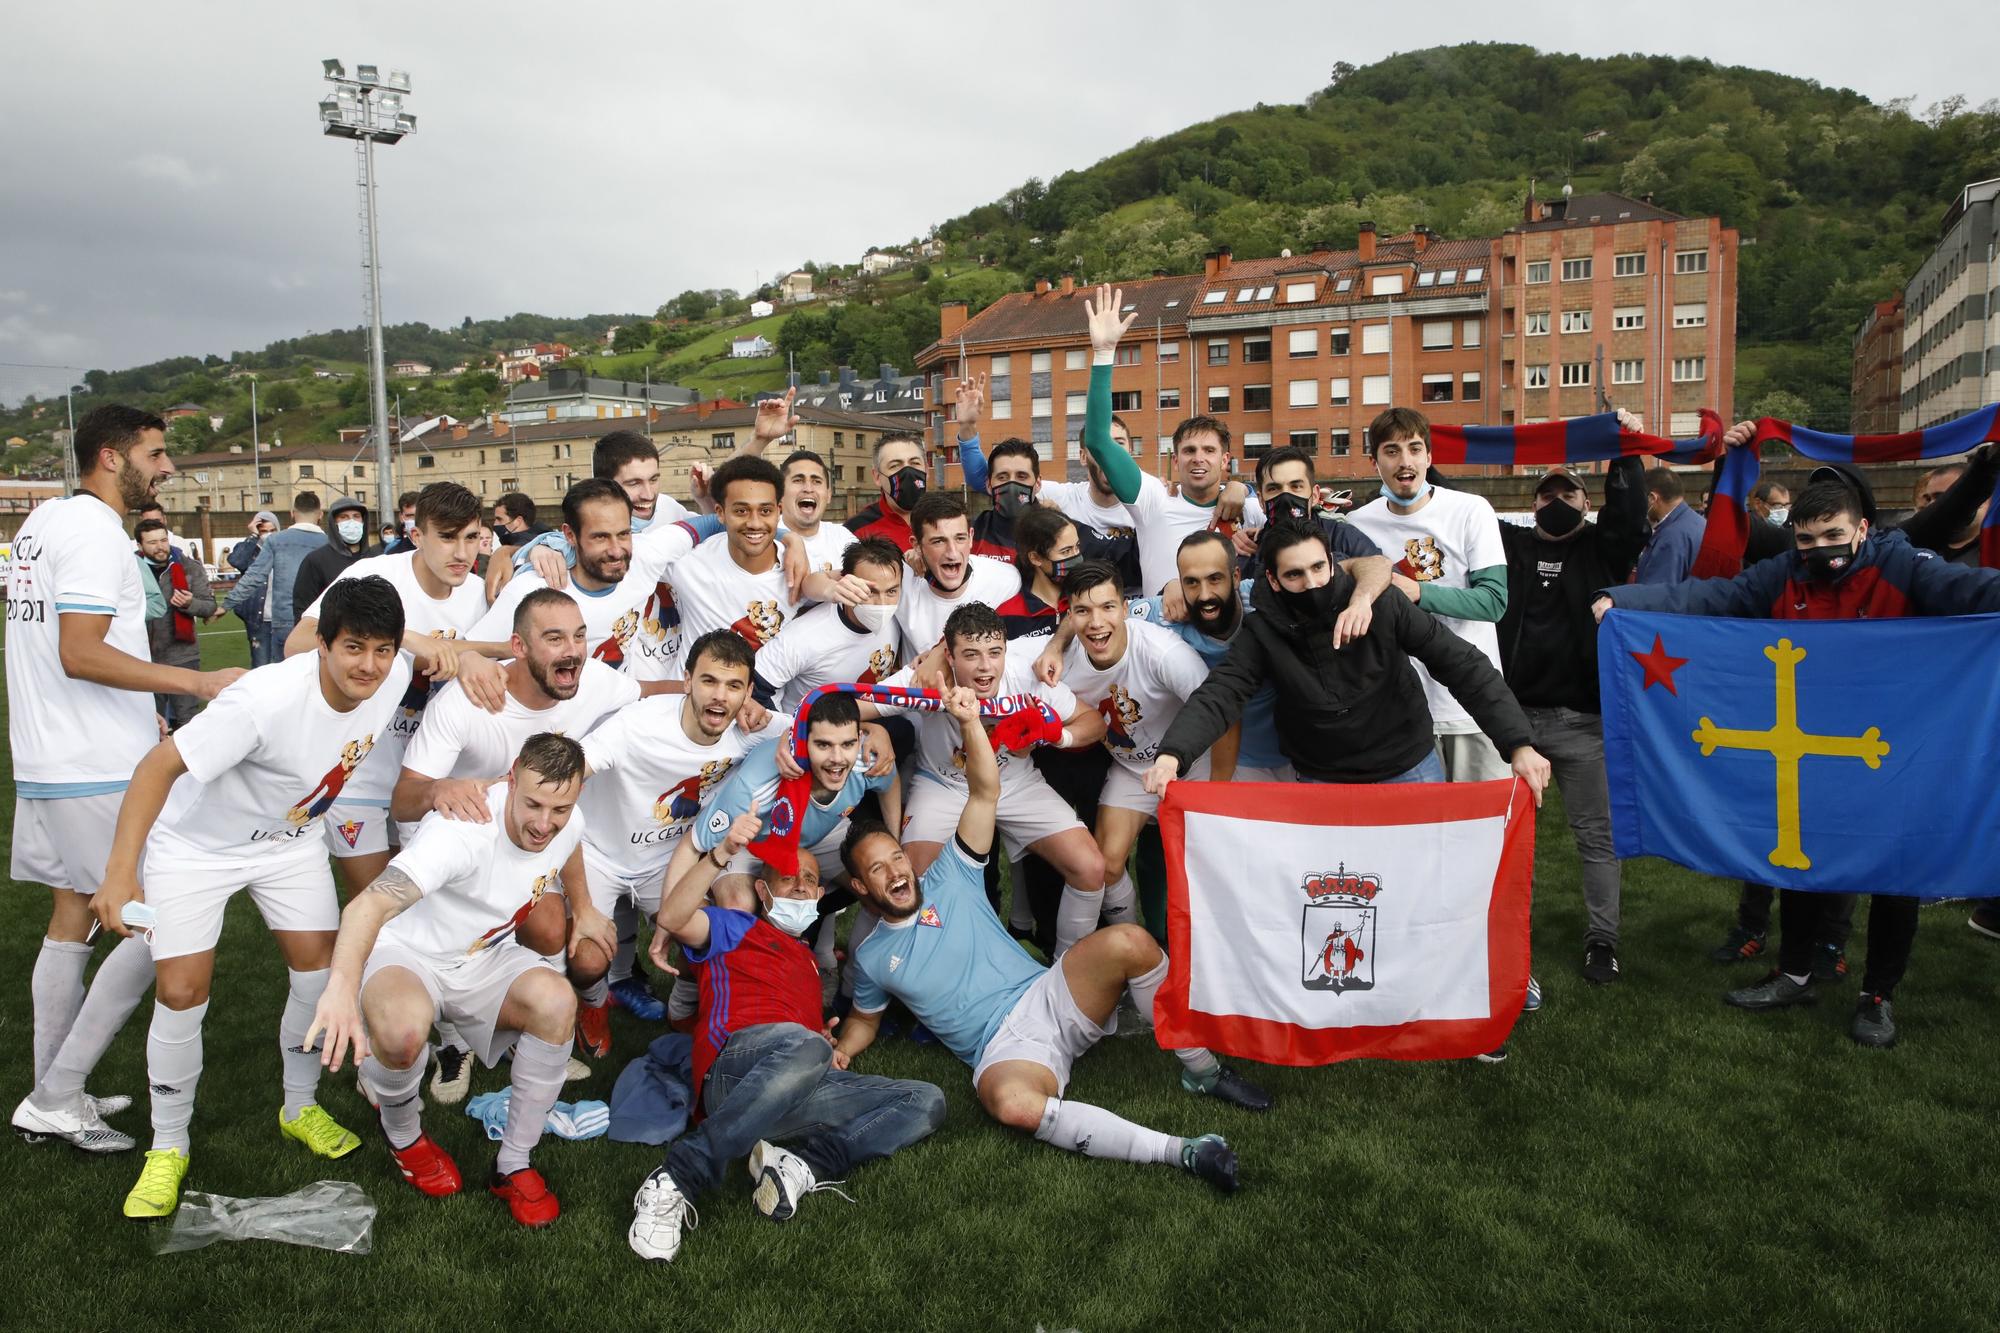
[3, 620, 1996, 1329]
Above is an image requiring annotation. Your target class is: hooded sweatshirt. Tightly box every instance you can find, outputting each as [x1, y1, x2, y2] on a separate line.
[292, 496, 376, 619]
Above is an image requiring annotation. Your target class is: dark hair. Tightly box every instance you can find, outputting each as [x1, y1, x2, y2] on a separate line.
[593, 430, 658, 481]
[909, 492, 969, 542]
[513, 586, 579, 638]
[292, 491, 322, 516]
[843, 535, 903, 577]
[136, 501, 166, 518]
[1255, 444, 1313, 490]
[396, 490, 421, 512]
[1109, 413, 1132, 438]
[1177, 528, 1235, 567]
[1790, 478, 1866, 530]
[1258, 519, 1329, 571]
[1013, 505, 1076, 586]
[562, 477, 630, 535]
[839, 816, 896, 878]
[1920, 463, 1965, 488]
[781, 449, 829, 483]
[495, 491, 536, 524]
[74, 404, 166, 477]
[1366, 407, 1429, 454]
[805, 692, 862, 733]
[1644, 466, 1685, 503]
[414, 481, 479, 534]
[709, 454, 784, 506]
[133, 517, 169, 540]
[872, 431, 924, 464]
[1060, 559, 1121, 604]
[515, 732, 586, 787]
[315, 573, 406, 648]
[1173, 414, 1231, 452]
[942, 601, 1005, 650]
[685, 628, 757, 677]
[1750, 480, 1789, 505]
[988, 438, 1041, 482]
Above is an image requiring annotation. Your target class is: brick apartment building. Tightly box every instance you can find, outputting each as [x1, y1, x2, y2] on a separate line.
[1851, 295, 1905, 434]
[916, 191, 1738, 483]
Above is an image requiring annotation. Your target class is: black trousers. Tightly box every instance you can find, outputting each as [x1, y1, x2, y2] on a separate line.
[1739, 880, 1855, 946]
[1777, 891, 1919, 998]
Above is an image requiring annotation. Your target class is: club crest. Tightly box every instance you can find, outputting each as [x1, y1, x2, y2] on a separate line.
[1300, 864, 1380, 993]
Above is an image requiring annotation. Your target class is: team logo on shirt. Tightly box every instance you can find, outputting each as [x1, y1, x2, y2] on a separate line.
[1397, 537, 1444, 583]
[468, 868, 558, 956]
[280, 736, 377, 831]
[1098, 684, 1142, 752]
[1301, 864, 1380, 994]
[650, 759, 737, 828]
[335, 819, 364, 848]
[917, 906, 942, 928]
[728, 599, 786, 648]
[596, 611, 638, 667]
[859, 644, 896, 687]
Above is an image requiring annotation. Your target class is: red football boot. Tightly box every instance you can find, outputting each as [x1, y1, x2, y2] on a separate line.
[388, 1132, 462, 1197]
[489, 1167, 560, 1227]
[576, 999, 611, 1058]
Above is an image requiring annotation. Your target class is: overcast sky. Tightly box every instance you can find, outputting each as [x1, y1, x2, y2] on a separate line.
[2, 0, 1993, 404]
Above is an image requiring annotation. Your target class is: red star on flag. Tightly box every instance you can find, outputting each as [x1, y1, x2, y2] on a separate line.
[1631, 633, 1690, 695]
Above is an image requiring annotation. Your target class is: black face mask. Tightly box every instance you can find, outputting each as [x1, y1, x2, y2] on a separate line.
[992, 481, 1036, 520]
[1278, 581, 1339, 625]
[1045, 556, 1077, 585]
[1799, 542, 1858, 582]
[1534, 497, 1585, 538]
[886, 468, 926, 512]
[1268, 493, 1313, 527]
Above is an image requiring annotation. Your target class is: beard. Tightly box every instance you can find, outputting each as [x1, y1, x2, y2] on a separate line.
[1190, 592, 1241, 637]
[526, 652, 583, 700]
[116, 460, 156, 510]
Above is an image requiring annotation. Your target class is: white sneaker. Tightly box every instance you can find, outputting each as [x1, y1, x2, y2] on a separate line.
[747, 1139, 851, 1220]
[429, 1043, 473, 1106]
[12, 1094, 136, 1153]
[564, 1056, 590, 1083]
[628, 1167, 697, 1262]
[86, 1093, 132, 1118]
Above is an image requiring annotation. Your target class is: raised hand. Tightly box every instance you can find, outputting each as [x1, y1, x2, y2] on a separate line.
[721, 811, 765, 857]
[753, 387, 800, 444]
[1084, 284, 1137, 356]
[953, 373, 987, 436]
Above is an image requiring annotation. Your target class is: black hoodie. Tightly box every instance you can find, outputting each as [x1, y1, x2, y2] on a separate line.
[292, 496, 377, 619]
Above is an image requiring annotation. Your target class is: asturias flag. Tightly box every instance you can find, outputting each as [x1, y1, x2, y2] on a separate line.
[1600, 610, 2000, 896]
[1154, 779, 1534, 1064]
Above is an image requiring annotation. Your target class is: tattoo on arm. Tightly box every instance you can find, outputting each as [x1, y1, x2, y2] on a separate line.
[364, 866, 423, 910]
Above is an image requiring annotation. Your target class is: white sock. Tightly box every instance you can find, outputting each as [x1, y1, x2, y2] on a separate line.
[435, 1020, 467, 1055]
[1055, 884, 1102, 958]
[37, 934, 156, 1105]
[610, 897, 639, 985]
[147, 1000, 209, 1153]
[280, 968, 331, 1118]
[842, 911, 878, 998]
[667, 974, 700, 1023]
[813, 906, 839, 975]
[499, 1033, 570, 1174]
[30, 938, 93, 1087]
[1033, 1096, 1180, 1165]
[1128, 957, 1220, 1081]
[1008, 856, 1036, 931]
[1100, 873, 1137, 927]
[576, 975, 608, 1007]
[362, 1051, 426, 1149]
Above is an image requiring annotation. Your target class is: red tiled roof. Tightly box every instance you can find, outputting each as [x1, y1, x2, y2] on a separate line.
[918, 274, 1201, 363]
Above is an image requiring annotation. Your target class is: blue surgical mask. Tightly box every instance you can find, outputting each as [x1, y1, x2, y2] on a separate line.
[765, 895, 821, 937]
[1389, 480, 1433, 508]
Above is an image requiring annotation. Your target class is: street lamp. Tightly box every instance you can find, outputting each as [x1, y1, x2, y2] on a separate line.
[319, 57, 415, 527]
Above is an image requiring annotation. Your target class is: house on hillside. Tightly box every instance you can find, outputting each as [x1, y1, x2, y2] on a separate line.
[730, 335, 775, 359]
[781, 271, 814, 303]
[785, 364, 926, 424]
[499, 343, 574, 384]
[162, 403, 206, 423]
[749, 300, 775, 318]
[390, 360, 433, 377]
[499, 367, 694, 424]
[860, 250, 902, 276]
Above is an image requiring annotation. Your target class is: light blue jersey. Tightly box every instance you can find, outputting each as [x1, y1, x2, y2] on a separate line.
[851, 840, 1043, 1067]
[1143, 589, 1285, 770]
[691, 735, 891, 855]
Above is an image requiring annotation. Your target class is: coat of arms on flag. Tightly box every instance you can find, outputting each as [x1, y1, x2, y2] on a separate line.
[1300, 867, 1380, 993]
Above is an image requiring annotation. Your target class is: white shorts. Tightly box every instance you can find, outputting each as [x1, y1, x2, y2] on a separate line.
[971, 966, 1113, 1094]
[1098, 755, 1210, 817]
[141, 845, 338, 960]
[1434, 729, 1510, 782]
[363, 941, 557, 1068]
[1232, 762, 1297, 784]
[10, 792, 123, 895]
[902, 772, 1084, 862]
[322, 803, 391, 858]
[582, 846, 666, 918]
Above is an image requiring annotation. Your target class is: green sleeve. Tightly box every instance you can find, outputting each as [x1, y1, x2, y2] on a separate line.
[1415, 564, 1508, 622]
[1083, 361, 1141, 504]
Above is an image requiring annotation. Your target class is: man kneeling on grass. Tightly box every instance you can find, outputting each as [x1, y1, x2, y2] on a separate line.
[832, 681, 1269, 1193]
[627, 812, 946, 1262]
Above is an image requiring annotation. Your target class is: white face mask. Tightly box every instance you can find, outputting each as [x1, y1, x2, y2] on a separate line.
[1767, 506, 1789, 526]
[765, 895, 820, 937]
[854, 602, 895, 634]
[336, 518, 365, 544]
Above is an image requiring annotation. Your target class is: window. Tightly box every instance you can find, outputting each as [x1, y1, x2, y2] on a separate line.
[418, 454, 437, 468]
[1421, 373, 1453, 404]
[1031, 397, 1052, 418]
[1202, 289, 1227, 305]
[1065, 348, 1086, 371]
[1110, 390, 1142, 413]
[1288, 379, 1318, 408]
[1242, 431, 1273, 456]
[1370, 273, 1406, 295]
[991, 399, 1013, 420]
[1159, 387, 1181, 410]
[1236, 287, 1255, 302]
[355, 464, 366, 478]
[1329, 329, 1351, 356]
[1438, 269, 1459, 286]
[1116, 345, 1141, 366]
[498, 447, 516, 463]
[1330, 429, 1352, 456]
[1242, 384, 1272, 412]
[1361, 375, 1391, 406]
[1361, 324, 1390, 355]
[1207, 339, 1230, 366]
[1613, 359, 1644, 384]
[1561, 257, 1593, 281]
[1461, 372, 1482, 402]
[1031, 350, 1052, 373]
[1560, 362, 1592, 387]
[1255, 286, 1274, 301]
[1526, 260, 1551, 284]
[1673, 302, 1708, 328]
[1524, 312, 1550, 336]
[1614, 252, 1646, 277]
[1417, 272, 1438, 288]
[478, 451, 487, 465]
[1207, 386, 1231, 414]
[1329, 377, 1350, 406]
[1284, 281, 1316, 303]
[1334, 277, 1353, 292]
[258, 491, 273, 505]
[1158, 341, 1181, 363]
[712, 433, 735, 451]
[257, 464, 272, 478]
[1672, 357, 1707, 382]
[1420, 321, 1453, 350]
[1525, 365, 1550, 389]
[1674, 250, 1709, 274]
[1244, 336, 1272, 364]
[1288, 430, 1317, 451]
[1065, 392, 1086, 416]
[1464, 266, 1483, 282]
[1561, 310, 1592, 334]
[1288, 328, 1317, 358]
[990, 354, 1011, 376]
[833, 431, 845, 449]
[1670, 412, 1704, 435]
[1462, 319, 1482, 348]
[297, 464, 315, 478]
[1613, 306, 1645, 331]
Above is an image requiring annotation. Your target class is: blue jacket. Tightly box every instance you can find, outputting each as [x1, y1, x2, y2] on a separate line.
[1633, 500, 1703, 586]
[222, 524, 324, 627]
[227, 536, 265, 627]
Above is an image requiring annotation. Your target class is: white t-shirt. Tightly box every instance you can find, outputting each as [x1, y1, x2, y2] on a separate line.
[302, 550, 492, 804]
[379, 785, 585, 960]
[879, 639, 1075, 794]
[154, 649, 413, 863]
[792, 522, 859, 582]
[754, 601, 901, 714]
[1348, 487, 1507, 729]
[1124, 473, 1264, 597]
[5, 494, 157, 790]
[894, 556, 1020, 663]
[1038, 480, 1135, 544]
[403, 659, 639, 783]
[469, 566, 676, 680]
[578, 698, 785, 880]
[661, 534, 797, 680]
[1059, 618, 1211, 773]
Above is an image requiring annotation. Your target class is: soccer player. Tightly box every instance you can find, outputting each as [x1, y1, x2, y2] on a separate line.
[752, 538, 904, 713]
[627, 811, 947, 1262]
[304, 733, 606, 1227]
[896, 494, 1022, 658]
[779, 447, 860, 575]
[8, 405, 243, 1147]
[83, 576, 419, 1217]
[597, 429, 692, 531]
[834, 685, 1267, 1193]
[659, 457, 802, 673]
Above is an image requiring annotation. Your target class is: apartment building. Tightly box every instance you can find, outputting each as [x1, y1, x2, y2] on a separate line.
[1901, 178, 1999, 430]
[1851, 295, 1905, 434]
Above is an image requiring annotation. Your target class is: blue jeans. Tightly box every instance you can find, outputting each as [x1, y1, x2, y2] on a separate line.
[244, 619, 272, 669]
[663, 1023, 945, 1198]
[258, 620, 293, 666]
[1381, 750, 1447, 784]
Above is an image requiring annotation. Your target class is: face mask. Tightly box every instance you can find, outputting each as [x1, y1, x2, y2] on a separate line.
[992, 481, 1036, 520]
[1388, 480, 1433, 507]
[765, 895, 820, 937]
[1534, 497, 1584, 538]
[402, 518, 415, 534]
[854, 602, 895, 633]
[1046, 556, 1077, 585]
[1767, 506, 1789, 526]
[1279, 581, 1339, 625]
[886, 467, 927, 512]
[1268, 493, 1313, 527]
[1798, 542, 1858, 582]
[336, 518, 365, 545]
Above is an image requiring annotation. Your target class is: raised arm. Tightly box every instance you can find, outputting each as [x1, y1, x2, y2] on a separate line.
[654, 812, 764, 955]
[1081, 284, 1142, 504]
[954, 373, 989, 493]
[949, 685, 999, 858]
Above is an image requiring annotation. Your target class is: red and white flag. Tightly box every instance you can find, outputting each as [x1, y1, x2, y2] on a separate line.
[1154, 778, 1535, 1064]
